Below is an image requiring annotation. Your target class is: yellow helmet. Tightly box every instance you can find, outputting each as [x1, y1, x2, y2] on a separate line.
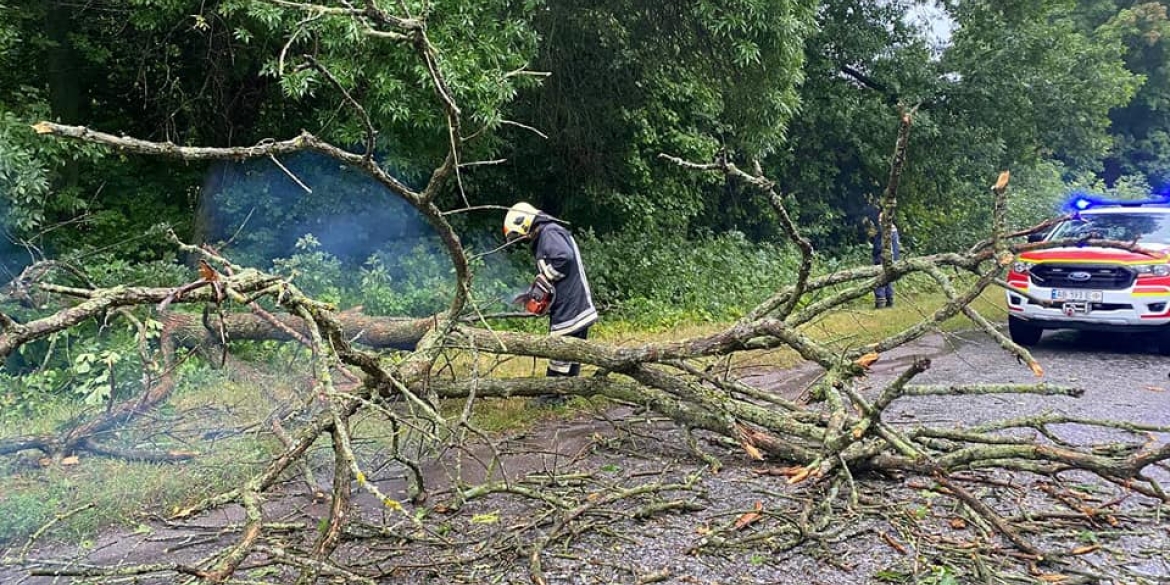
[503, 202, 541, 241]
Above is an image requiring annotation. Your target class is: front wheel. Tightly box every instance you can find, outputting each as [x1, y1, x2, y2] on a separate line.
[1008, 317, 1043, 347]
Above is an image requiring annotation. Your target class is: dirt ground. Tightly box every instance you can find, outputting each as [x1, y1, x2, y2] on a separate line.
[4, 329, 1170, 584]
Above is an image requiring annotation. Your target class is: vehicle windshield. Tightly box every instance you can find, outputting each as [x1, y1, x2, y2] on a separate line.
[1048, 212, 1170, 245]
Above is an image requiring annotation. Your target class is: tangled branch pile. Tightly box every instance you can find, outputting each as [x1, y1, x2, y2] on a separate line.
[2, 3, 1169, 584]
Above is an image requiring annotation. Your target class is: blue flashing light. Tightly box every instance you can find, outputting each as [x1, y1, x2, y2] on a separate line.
[1061, 191, 1170, 213]
[1062, 192, 1104, 214]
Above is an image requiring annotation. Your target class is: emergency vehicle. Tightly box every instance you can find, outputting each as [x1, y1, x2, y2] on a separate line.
[1004, 196, 1170, 354]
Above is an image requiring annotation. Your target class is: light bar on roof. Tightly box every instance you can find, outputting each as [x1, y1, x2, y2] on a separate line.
[1063, 192, 1170, 212]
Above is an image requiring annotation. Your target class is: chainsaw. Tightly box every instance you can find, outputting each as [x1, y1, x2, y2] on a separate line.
[511, 275, 555, 315]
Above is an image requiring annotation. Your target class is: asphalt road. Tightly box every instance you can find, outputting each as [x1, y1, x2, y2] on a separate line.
[868, 328, 1170, 442]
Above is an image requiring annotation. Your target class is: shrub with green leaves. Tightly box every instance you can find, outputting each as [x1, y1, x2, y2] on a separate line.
[578, 229, 799, 326]
[273, 233, 525, 318]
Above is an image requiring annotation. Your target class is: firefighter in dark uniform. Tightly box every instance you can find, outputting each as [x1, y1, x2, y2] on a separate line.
[503, 202, 598, 377]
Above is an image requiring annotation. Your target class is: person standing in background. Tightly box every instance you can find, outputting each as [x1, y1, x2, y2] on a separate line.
[869, 210, 901, 309]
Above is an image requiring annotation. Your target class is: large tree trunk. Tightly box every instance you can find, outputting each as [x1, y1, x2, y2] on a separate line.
[167, 310, 432, 351]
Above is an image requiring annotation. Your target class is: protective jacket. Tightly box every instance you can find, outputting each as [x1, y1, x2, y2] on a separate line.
[530, 217, 597, 335]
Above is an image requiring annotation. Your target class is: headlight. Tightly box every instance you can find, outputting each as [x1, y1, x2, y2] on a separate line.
[1134, 264, 1170, 276]
[1155, 265, 1170, 277]
[1011, 261, 1031, 274]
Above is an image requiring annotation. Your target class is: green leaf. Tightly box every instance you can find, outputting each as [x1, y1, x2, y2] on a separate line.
[470, 511, 500, 524]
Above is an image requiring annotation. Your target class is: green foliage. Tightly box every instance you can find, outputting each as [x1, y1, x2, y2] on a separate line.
[915, 0, 1142, 247]
[0, 1, 239, 260]
[4, 0, 1159, 270]
[0, 4, 15, 57]
[775, 0, 1143, 254]
[0, 317, 161, 417]
[945, 1, 1140, 167]
[265, 227, 804, 330]
[273, 234, 523, 318]
[0, 108, 103, 234]
[202, 152, 433, 268]
[63, 251, 190, 289]
[480, 0, 818, 236]
[1005, 161, 1076, 232]
[273, 235, 347, 305]
[69, 349, 122, 406]
[1093, 1, 1170, 191]
[358, 243, 458, 317]
[0, 253, 185, 416]
[1008, 160, 1156, 231]
[920, 565, 960, 585]
[220, 0, 542, 172]
[579, 229, 798, 326]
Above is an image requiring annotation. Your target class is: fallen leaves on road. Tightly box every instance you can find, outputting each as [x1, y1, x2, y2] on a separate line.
[1028, 360, 1045, 378]
[733, 502, 764, 531]
[786, 466, 813, 484]
[855, 352, 880, 369]
[740, 441, 764, 461]
[879, 531, 908, 555]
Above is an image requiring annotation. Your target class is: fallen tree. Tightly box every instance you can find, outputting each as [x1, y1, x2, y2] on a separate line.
[2, 3, 1169, 584]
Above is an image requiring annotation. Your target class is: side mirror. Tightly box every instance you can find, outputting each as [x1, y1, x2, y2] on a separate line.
[1026, 232, 1045, 243]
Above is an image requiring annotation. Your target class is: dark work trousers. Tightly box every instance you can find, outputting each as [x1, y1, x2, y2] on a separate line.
[546, 327, 590, 377]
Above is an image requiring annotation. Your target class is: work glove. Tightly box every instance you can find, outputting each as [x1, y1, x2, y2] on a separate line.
[511, 275, 554, 315]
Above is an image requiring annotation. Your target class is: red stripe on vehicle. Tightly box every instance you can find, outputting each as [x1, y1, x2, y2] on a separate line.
[1019, 249, 1170, 263]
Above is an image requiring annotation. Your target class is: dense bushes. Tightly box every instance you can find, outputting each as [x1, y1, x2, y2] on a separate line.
[577, 230, 804, 326]
[272, 234, 525, 317]
[245, 227, 817, 328]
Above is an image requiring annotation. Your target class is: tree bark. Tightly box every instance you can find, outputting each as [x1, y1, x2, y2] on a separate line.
[166, 310, 432, 351]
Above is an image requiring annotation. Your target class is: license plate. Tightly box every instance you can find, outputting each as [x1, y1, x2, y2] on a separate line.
[1051, 289, 1102, 302]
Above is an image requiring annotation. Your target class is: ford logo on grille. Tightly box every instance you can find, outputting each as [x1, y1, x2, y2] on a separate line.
[1067, 271, 1092, 282]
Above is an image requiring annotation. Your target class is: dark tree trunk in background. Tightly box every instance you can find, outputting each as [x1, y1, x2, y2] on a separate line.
[192, 162, 235, 253]
[46, 2, 84, 190]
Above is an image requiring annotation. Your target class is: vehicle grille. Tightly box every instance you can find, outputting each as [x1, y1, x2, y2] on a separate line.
[1029, 264, 1135, 290]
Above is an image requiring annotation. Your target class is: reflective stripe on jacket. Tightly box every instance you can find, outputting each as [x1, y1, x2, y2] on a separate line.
[532, 220, 598, 335]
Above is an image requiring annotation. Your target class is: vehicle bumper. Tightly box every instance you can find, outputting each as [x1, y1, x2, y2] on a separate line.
[1004, 283, 1170, 330]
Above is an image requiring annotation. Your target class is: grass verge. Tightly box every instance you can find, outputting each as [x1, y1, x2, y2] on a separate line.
[0, 371, 287, 549]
